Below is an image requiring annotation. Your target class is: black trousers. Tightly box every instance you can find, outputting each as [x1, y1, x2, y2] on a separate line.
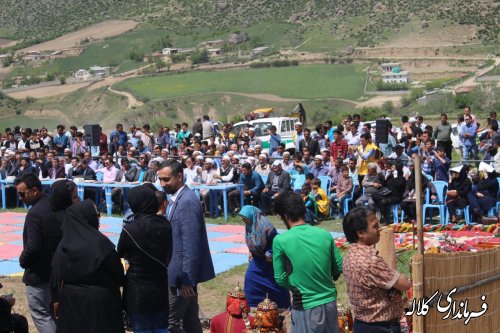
[228, 189, 259, 211]
[168, 287, 202, 333]
[400, 200, 416, 221]
[446, 197, 468, 221]
[259, 190, 278, 215]
[371, 193, 400, 224]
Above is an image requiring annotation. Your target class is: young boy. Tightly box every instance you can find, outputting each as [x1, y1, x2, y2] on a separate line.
[311, 178, 329, 217]
[330, 166, 353, 219]
[301, 183, 319, 224]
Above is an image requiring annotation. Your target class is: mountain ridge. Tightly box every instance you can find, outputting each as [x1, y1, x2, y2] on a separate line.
[0, 0, 498, 51]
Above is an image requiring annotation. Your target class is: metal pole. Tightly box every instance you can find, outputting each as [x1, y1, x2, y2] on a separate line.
[415, 155, 424, 255]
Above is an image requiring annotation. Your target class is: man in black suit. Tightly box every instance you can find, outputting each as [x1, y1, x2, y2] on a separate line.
[72, 159, 96, 180]
[299, 128, 320, 157]
[259, 161, 291, 215]
[15, 174, 56, 332]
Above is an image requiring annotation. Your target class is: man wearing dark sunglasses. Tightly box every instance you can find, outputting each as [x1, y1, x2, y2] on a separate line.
[15, 174, 57, 332]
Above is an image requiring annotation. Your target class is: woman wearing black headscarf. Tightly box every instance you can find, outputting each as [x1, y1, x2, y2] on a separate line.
[46, 180, 78, 301]
[371, 160, 406, 225]
[52, 199, 124, 333]
[117, 185, 172, 333]
[447, 165, 472, 224]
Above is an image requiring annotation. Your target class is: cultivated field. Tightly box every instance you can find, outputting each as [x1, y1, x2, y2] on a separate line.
[6, 82, 91, 99]
[114, 64, 367, 101]
[17, 20, 137, 53]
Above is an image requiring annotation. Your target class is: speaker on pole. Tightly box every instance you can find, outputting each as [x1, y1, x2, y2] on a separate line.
[375, 119, 389, 144]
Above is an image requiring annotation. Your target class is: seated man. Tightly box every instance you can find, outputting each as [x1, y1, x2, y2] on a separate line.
[259, 161, 291, 215]
[355, 162, 383, 208]
[228, 163, 264, 214]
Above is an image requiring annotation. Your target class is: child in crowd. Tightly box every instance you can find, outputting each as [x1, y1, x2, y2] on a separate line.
[330, 165, 353, 219]
[311, 178, 329, 218]
[301, 183, 319, 224]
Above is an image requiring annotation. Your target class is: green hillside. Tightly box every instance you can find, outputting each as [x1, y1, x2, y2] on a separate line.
[114, 64, 366, 101]
[1, 0, 498, 51]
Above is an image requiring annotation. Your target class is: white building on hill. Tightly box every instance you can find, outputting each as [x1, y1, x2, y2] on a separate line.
[380, 62, 401, 72]
[381, 64, 410, 84]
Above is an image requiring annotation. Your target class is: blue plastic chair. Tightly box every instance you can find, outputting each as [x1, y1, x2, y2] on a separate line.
[423, 173, 434, 182]
[343, 185, 357, 215]
[490, 177, 500, 216]
[96, 172, 104, 181]
[318, 176, 332, 196]
[422, 181, 448, 225]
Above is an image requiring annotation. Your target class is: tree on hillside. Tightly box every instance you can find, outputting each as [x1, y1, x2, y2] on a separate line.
[190, 48, 209, 64]
[152, 35, 173, 52]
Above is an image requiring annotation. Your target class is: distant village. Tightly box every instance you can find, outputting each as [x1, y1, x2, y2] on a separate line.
[0, 35, 272, 87]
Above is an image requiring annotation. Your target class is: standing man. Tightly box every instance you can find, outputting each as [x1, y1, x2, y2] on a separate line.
[247, 127, 262, 148]
[202, 115, 214, 140]
[53, 125, 69, 156]
[356, 133, 378, 184]
[158, 160, 215, 333]
[110, 123, 128, 148]
[273, 193, 343, 332]
[299, 128, 319, 157]
[15, 174, 56, 333]
[268, 125, 281, 156]
[330, 129, 349, 163]
[192, 118, 203, 138]
[459, 114, 478, 162]
[433, 113, 453, 160]
[342, 207, 411, 333]
[293, 122, 304, 151]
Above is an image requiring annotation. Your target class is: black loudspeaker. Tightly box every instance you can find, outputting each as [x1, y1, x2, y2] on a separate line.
[83, 124, 101, 146]
[375, 119, 389, 144]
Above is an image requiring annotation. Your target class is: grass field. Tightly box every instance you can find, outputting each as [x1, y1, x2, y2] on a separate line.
[1, 208, 413, 332]
[115, 64, 367, 101]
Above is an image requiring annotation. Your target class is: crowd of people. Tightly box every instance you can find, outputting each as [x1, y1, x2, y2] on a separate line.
[3, 106, 500, 332]
[2, 105, 499, 223]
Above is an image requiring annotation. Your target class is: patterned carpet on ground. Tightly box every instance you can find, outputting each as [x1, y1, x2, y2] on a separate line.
[0, 212, 345, 276]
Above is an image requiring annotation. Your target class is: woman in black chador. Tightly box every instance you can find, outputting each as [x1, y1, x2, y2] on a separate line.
[52, 199, 124, 333]
[118, 185, 172, 333]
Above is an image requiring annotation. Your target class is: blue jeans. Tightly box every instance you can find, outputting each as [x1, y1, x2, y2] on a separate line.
[135, 329, 168, 333]
[462, 144, 478, 162]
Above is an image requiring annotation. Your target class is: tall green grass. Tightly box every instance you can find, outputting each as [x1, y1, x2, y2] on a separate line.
[115, 64, 366, 101]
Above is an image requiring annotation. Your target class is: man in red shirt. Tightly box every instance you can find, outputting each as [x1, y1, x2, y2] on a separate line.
[330, 129, 348, 164]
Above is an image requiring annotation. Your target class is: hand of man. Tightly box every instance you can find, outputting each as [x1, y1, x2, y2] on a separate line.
[262, 188, 269, 193]
[180, 285, 196, 297]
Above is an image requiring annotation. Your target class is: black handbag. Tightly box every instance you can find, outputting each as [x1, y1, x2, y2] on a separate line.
[378, 187, 392, 196]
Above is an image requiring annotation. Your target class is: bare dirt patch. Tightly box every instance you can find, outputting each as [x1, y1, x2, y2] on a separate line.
[223, 92, 303, 102]
[18, 20, 137, 53]
[6, 82, 91, 99]
[356, 95, 402, 109]
[383, 25, 478, 48]
[0, 38, 17, 48]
